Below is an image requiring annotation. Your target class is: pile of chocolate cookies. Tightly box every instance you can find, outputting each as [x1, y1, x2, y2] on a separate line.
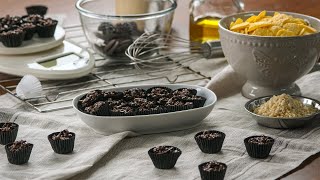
[94, 21, 143, 57]
[0, 14, 58, 47]
[78, 87, 207, 116]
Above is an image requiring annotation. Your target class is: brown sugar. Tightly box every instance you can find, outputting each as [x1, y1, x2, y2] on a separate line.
[254, 94, 318, 118]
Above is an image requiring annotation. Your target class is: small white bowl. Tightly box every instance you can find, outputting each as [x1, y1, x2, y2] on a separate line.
[73, 84, 217, 135]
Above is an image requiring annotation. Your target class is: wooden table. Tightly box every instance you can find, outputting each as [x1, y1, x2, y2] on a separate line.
[0, 0, 319, 179]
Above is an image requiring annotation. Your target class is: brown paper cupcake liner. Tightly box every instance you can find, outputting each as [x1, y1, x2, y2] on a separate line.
[192, 97, 207, 108]
[26, 5, 48, 16]
[48, 132, 75, 154]
[198, 161, 227, 180]
[136, 106, 168, 115]
[5, 143, 33, 165]
[173, 88, 197, 96]
[0, 32, 25, 47]
[93, 104, 110, 116]
[37, 20, 58, 38]
[23, 28, 36, 40]
[148, 146, 182, 169]
[146, 87, 172, 101]
[110, 110, 136, 116]
[146, 86, 172, 94]
[194, 130, 225, 154]
[244, 136, 274, 159]
[103, 91, 124, 100]
[0, 123, 19, 145]
[166, 104, 193, 112]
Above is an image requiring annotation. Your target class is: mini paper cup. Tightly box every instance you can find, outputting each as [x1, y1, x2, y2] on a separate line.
[5, 143, 33, 165]
[37, 20, 58, 38]
[244, 135, 275, 159]
[0, 123, 19, 145]
[110, 109, 136, 116]
[26, 5, 48, 16]
[148, 146, 182, 169]
[198, 161, 227, 180]
[0, 32, 25, 47]
[48, 132, 75, 154]
[173, 88, 197, 96]
[166, 103, 193, 112]
[23, 27, 36, 40]
[103, 91, 123, 100]
[146, 86, 172, 93]
[93, 103, 110, 116]
[136, 106, 168, 115]
[194, 130, 225, 154]
[192, 96, 207, 108]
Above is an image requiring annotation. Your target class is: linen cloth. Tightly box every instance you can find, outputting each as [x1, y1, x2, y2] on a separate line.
[0, 58, 320, 180]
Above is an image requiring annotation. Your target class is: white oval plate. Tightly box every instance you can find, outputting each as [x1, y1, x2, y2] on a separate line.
[0, 26, 65, 55]
[73, 84, 217, 135]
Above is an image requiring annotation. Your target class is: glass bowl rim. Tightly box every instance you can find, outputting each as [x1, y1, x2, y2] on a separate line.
[75, 0, 177, 20]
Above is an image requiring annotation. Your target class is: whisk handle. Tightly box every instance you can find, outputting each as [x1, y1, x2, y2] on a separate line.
[201, 41, 225, 59]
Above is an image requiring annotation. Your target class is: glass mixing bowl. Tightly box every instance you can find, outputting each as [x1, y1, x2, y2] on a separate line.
[76, 0, 177, 60]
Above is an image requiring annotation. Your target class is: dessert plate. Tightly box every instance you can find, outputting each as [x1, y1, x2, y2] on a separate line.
[0, 25, 65, 55]
[73, 84, 217, 135]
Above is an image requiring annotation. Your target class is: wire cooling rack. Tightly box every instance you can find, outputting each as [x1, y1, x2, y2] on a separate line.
[0, 25, 210, 113]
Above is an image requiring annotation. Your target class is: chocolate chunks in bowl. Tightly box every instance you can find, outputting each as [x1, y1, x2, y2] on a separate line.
[94, 21, 142, 57]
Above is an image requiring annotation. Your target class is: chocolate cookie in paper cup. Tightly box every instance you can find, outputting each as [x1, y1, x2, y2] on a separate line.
[26, 5, 48, 16]
[148, 145, 182, 169]
[0, 122, 19, 145]
[123, 88, 146, 101]
[37, 18, 58, 38]
[136, 105, 168, 115]
[198, 161, 227, 180]
[219, 11, 320, 98]
[84, 101, 110, 116]
[5, 140, 33, 165]
[20, 23, 37, 40]
[0, 28, 25, 47]
[48, 129, 75, 154]
[165, 97, 194, 112]
[146, 86, 172, 101]
[181, 95, 207, 108]
[172, 88, 197, 97]
[194, 130, 225, 154]
[110, 106, 136, 116]
[244, 135, 274, 159]
[103, 91, 123, 100]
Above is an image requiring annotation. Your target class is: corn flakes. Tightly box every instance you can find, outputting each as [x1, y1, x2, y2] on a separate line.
[229, 11, 317, 36]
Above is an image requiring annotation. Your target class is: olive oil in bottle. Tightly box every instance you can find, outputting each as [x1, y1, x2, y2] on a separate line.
[189, 15, 220, 42]
[189, 0, 244, 43]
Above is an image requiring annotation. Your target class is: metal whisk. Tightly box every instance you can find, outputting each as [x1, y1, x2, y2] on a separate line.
[125, 33, 224, 71]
